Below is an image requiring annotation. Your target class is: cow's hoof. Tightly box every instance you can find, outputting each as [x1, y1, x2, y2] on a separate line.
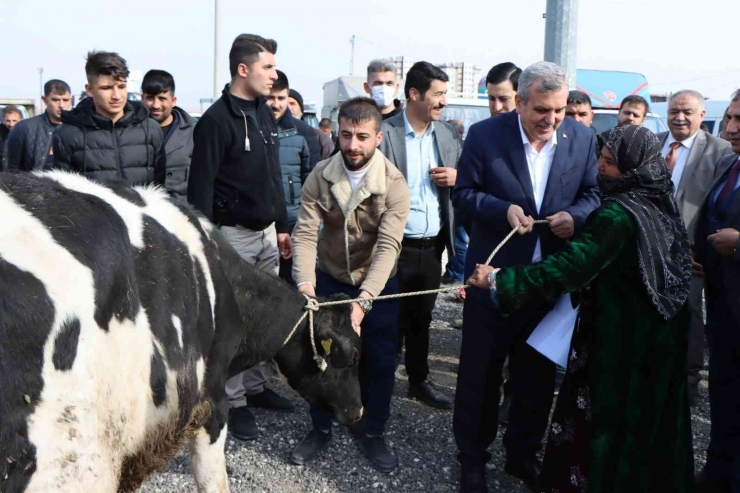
[229, 406, 258, 441]
[291, 429, 332, 465]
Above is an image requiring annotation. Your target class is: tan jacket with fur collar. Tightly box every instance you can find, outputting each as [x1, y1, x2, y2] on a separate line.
[292, 149, 410, 297]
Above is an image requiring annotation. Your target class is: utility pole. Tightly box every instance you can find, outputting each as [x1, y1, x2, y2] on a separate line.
[37, 67, 44, 114]
[544, 0, 579, 88]
[349, 35, 356, 76]
[213, 0, 220, 98]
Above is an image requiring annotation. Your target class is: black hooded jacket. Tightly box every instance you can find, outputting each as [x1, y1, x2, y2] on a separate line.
[52, 98, 166, 185]
[187, 84, 287, 233]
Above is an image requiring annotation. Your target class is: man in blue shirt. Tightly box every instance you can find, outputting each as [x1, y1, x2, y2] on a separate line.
[378, 62, 462, 410]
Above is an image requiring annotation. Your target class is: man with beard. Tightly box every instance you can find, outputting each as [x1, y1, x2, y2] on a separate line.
[617, 95, 649, 127]
[656, 90, 733, 408]
[378, 61, 462, 410]
[266, 70, 311, 283]
[565, 90, 594, 128]
[290, 97, 410, 473]
[0, 106, 23, 171]
[141, 70, 195, 198]
[453, 61, 599, 492]
[8, 80, 72, 171]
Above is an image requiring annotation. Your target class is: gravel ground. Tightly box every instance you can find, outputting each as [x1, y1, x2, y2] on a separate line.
[139, 290, 711, 493]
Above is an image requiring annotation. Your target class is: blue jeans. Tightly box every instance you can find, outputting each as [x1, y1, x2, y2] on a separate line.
[444, 212, 469, 282]
[310, 269, 400, 436]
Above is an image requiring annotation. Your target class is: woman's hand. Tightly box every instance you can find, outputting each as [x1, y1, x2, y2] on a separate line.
[467, 264, 495, 289]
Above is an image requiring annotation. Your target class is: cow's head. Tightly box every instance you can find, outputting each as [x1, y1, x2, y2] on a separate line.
[274, 295, 363, 426]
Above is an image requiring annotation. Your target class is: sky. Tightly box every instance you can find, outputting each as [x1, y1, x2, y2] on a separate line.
[1, 0, 739, 114]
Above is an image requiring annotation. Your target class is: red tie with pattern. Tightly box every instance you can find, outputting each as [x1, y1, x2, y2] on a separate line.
[717, 157, 740, 205]
[665, 141, 681, 173]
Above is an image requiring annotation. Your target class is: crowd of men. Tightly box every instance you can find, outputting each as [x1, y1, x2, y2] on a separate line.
[1, 32, 739, 493]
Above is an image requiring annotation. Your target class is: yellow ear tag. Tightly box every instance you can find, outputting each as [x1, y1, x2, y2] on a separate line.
[321, 339, 332, 355]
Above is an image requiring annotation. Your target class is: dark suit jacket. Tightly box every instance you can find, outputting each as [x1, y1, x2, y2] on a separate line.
[657, 130, 733, 241]
[453, 111, 600, 308]
[378, 113, 462, 254]
[694, 153, 740, 322]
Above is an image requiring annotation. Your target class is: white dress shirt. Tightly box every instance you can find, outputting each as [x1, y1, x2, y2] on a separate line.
[518, 116, 558, 262]
[662, 131, 699, 194]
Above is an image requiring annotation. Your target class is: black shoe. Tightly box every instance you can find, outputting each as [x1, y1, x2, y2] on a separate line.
[358, 435, 398, 473]
[695, 466, 731, 492]
[504, 456, 542, 493]
[408, 380, 454, 410]
[459, 463, 488, 493]
[290, 429, 332, 465]
[441, 273, 454, 285]
[229, 406, 258, 441]
[247, 387, 295, 412]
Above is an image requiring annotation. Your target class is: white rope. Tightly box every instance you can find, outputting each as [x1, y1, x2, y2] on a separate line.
[283, 220, 549, 371]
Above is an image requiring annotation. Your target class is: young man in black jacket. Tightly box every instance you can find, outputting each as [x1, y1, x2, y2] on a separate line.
[141, 70, 195, 198]
[52, 51, 165, 185]
[8, 80, 72, 172]
[187, 33, 294, 441]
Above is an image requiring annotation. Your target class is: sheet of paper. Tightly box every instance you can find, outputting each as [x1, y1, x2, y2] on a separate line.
[526, 293, 578, 368]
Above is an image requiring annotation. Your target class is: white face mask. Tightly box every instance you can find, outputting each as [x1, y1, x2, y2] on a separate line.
[370, 85, 397, 109]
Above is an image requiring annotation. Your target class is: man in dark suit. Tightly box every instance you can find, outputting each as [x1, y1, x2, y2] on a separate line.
[657, 89, 733, 406]
[378, 61, 462, 409]
[694, 91, 740, 493]
[452, 61, 600, 493]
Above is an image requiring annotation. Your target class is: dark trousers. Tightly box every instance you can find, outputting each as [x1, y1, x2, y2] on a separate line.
[705, 285, 740, 490]
[454, 297, 555, 466]
[310, 269, 399, 436]
[397, 236, 444, 385]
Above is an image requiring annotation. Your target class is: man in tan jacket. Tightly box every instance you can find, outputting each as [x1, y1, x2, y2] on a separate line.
[290, 97, 410, 473]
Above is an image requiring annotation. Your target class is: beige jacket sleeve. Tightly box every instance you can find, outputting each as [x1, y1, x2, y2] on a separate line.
[359, 174, 411, 297]
[291, 167, 323, 288]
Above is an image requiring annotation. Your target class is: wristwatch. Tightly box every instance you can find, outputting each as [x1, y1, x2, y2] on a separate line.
[357, 298, 373, 314]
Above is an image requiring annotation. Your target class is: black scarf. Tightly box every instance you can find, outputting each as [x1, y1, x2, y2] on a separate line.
[596, 125, 692, 321]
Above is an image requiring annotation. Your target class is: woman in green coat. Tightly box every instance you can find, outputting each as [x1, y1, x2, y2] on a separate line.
[468, 125, 694, 493]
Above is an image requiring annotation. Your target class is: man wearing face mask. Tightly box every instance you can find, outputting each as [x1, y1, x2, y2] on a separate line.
[365, 59, 403, 121]
[379, 61, 462, 411]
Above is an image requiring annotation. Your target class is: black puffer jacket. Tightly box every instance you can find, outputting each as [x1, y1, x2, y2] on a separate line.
[52, 98, 165, 185]
[6, 112, 57, 171]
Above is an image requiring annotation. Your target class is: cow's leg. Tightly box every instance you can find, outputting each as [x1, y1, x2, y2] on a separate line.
[189, 424, 229, 493]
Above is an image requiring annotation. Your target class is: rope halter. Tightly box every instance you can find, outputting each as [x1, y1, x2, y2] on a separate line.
[283, 295, 327, 372]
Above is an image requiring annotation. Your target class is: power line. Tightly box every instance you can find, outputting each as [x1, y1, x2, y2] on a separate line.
[651, 68, 740, 86]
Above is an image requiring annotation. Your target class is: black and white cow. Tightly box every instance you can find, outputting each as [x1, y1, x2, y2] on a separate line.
[0, 171, 363, 493]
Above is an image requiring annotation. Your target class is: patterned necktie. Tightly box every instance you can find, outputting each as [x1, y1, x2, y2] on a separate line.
[664, 141, 681, 173]
[717, 157, 740, 205]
